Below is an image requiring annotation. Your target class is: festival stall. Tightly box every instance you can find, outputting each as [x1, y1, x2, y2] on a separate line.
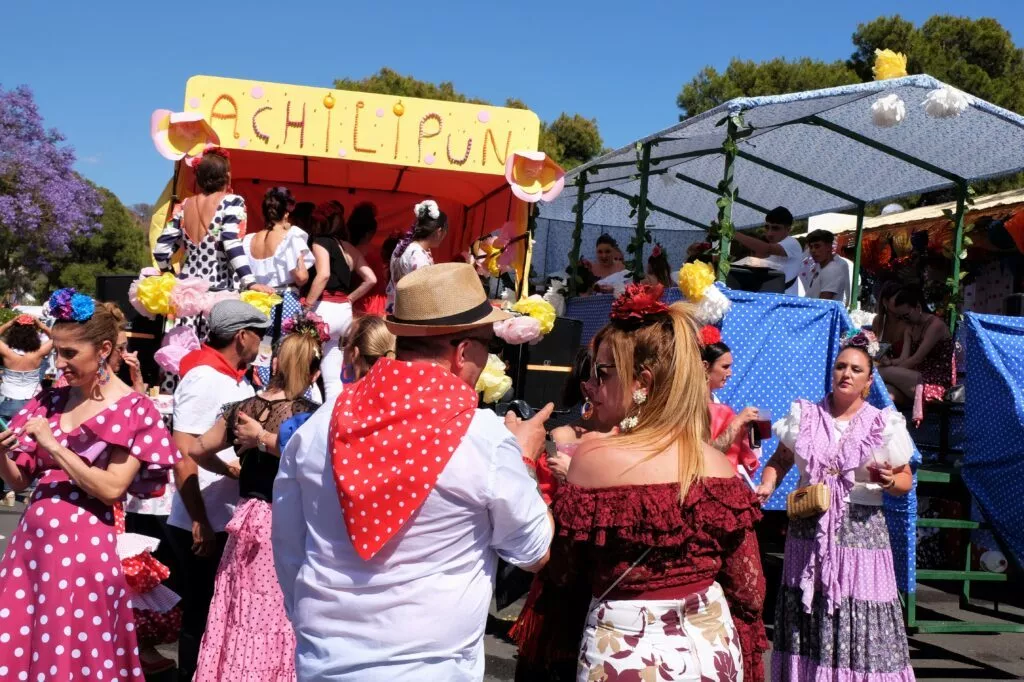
[148, 75, 562, 288]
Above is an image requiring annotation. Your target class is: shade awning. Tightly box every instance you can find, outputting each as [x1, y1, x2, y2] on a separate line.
[543, 75, 1024, 231]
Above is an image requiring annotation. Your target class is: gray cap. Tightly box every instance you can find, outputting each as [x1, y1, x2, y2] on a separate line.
[208, 299, 270, 337]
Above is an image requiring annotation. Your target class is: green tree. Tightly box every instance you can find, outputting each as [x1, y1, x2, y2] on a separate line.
[336, 68, 604, 169]
[544, 114, 603, 170]
[849, 15, 1024, 113]
[48, 185, 150, 297]
[677, 58, 859, 118]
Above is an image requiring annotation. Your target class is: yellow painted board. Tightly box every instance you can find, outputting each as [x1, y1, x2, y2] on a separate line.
[183, 75, 540, 175]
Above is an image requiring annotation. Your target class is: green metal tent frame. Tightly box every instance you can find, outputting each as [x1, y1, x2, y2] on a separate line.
[565, 110, 975, 331]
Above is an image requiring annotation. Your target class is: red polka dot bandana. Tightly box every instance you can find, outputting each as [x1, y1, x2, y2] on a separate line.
[329, 358, 478, 560]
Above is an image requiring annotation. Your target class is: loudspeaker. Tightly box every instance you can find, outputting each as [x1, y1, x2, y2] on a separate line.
[1004, 293, 1024, 317]
[726, 266, 787, 294]
[96, 275, 165, 387]
[513, 317, 583, 409]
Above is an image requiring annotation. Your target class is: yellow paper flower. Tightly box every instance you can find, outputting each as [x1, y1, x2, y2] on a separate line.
[505, 151, 566, 203]
[678, 261, 715, 302]
[512, 295, 556, 335]
[240, 290, 283, 317]
[873, 49, 908, 81]
[136, 273, 178, 316]
[476, 353, 513, 404]
[481, 241, 503, 277]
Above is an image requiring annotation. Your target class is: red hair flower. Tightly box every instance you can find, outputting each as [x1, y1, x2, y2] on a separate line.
[611, 283, 669, 323]
[699, 325, 722, 346]
[651, 244, 663, 258]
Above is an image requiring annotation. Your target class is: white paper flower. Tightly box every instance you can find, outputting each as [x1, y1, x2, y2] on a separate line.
[414, 199, 440, 220]
[922, 86, 971, 119]
[871, 94, 906, 128]
[694, 285, 732, 325]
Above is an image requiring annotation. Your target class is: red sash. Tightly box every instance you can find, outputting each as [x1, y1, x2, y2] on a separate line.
[329, 358, 478, 560]
[178, 344, 245, 382]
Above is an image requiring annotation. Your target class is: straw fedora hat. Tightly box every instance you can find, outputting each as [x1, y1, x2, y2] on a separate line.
[386, 262, 512, 337]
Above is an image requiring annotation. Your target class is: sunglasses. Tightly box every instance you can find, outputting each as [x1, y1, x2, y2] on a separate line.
[115, 343, 129, 354]
[589, 362, 617, 386]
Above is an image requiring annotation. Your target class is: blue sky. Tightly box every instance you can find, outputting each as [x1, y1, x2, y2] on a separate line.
[3, 0, 1023, 205]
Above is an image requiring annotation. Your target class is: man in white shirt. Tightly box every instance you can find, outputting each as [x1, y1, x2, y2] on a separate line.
[732, 206, 806, 296]
[168, 300, 267, 679]
[805, 229, 851, 306]
[273, 262, 553, 681]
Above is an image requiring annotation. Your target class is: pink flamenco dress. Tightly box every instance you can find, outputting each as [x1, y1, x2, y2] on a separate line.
[0, 387, 180, 682]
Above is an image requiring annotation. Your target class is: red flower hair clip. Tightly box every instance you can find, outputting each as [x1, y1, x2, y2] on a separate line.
[699, 325, 722, 346]
[204, 146, 230, 160]
[610, 283, 669, 324]
[650, 244, 664, 259]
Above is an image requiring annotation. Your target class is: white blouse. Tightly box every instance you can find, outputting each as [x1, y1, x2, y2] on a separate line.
[386, 242, 433, 311]
[243, 226, 314, 288]
[773, 402, 913, 506]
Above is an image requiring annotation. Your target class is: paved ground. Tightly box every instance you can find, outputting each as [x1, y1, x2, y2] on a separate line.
[3, 499, 1024, 681]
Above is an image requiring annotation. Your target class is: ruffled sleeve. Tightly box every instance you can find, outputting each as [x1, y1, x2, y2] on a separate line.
[875, 408, 913, 469]
[85, 394, 183, 498]
[286, 227, 314, 269]
[772, 401, 802, 451]
[714, 487, 768, 682]
[5, 388, 61, 477]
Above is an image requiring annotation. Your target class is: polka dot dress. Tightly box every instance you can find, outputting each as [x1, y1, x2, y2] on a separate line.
[0, 388, 180, 681]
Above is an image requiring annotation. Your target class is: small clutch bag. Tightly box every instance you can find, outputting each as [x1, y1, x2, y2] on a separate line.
[786, 483, 830, 519]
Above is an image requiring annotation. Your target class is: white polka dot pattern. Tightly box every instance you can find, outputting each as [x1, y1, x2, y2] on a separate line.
[328, 359, 478, 559]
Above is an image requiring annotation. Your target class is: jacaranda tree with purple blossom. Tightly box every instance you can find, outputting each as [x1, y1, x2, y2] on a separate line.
[0, 84, 101, 298]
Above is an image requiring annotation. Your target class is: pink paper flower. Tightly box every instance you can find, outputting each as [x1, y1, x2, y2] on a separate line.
[169, 278, 211, 318]
[199, 289, 240, 316]
[493, 316, 542, 345]
[154, 325, 201, 375]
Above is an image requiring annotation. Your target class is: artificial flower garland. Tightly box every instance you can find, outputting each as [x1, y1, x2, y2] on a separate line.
[129, 269, 281, 320]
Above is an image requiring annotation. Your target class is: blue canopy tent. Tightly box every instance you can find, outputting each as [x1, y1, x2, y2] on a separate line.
[542, 75, 1024, 326]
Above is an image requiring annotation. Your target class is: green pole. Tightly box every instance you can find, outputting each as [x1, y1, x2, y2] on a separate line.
[850, 204, 865, 313]
[948, 183, 968, 332]
[631, 142, 653, 282]
[716, 116, 739, 282]
[568, 173, 587, 297]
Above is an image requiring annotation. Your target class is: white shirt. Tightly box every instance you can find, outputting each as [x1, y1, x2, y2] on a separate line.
[806, 257, 851, 306]
[167, 365, 255, 532]
[773, 402, 913, 505]
[242, 226, 314, 288]
[386, 242, 433, 312]
[273, 402, 552, 682]
[735, 235, 805, 296]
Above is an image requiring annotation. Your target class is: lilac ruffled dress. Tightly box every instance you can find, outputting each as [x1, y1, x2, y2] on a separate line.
[771, 398, 915, 682]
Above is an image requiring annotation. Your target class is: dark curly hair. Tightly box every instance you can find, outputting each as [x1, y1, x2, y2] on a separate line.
[262, 186, 295, 229]
[5, 322, 40, 353]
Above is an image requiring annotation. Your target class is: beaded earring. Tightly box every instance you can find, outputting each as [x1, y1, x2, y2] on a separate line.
[97, 356, 111, 386]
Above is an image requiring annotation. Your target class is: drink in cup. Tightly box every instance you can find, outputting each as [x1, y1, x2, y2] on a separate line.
[749, 409, 772, 448]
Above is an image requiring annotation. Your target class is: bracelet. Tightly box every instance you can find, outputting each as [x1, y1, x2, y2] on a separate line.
[883, 478, 896, 490]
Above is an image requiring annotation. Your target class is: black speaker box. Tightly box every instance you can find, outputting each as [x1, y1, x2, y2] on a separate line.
[1003, 293, 1024, 317]
[96, 275, 165, 387]
[508, 317, 583, 410]
[726, 266, 787, 294]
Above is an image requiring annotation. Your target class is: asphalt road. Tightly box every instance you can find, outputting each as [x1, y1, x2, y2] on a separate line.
[3, 498, 1024, 681]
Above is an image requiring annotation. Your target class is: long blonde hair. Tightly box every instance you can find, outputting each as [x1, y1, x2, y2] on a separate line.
[591, 302, 709, 500]
[269, 333, 323, 400]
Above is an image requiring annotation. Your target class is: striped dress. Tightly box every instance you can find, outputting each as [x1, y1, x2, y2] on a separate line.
[153, 193, 255, 390]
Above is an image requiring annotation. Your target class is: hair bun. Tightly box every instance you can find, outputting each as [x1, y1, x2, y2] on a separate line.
[414, 199, 440, 221]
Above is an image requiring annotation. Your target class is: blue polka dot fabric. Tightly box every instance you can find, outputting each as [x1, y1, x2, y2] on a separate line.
[254, 289, 319, 403]
[961, 312, 1024, 570]
[565, 285, 920, 594]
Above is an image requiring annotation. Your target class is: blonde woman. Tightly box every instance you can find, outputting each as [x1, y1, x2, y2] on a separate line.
[188, 323, 324, 682]
[547, 284, 767, 682]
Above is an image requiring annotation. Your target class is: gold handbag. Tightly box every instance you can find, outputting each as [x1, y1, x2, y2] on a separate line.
[786, 483, 830, 519]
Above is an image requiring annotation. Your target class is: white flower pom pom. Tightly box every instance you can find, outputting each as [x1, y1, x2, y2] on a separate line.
[542, 278, 567, 317]
[922, 86, 971, 119]
[871, 94, 906, 128]
[695, 285, 732, 325]
[414, 199, 440, 220]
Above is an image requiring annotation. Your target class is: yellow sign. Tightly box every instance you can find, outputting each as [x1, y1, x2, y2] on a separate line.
[183, 75, 540, 175]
